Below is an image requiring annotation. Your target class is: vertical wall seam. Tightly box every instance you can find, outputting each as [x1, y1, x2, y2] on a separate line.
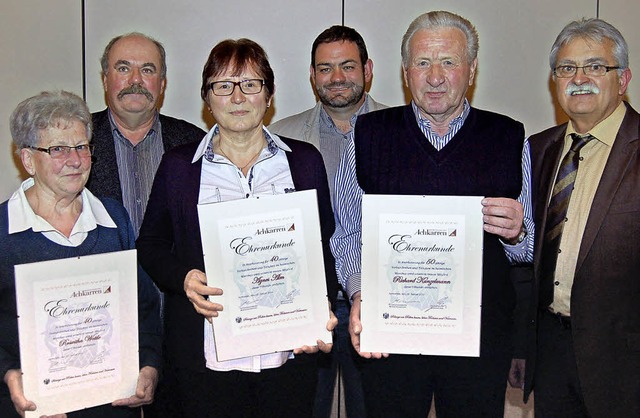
[81, 0, 87, 101]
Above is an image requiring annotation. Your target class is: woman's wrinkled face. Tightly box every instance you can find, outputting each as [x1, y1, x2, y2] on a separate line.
[204, 64, 271, 136]
[21, 119, 91, 199]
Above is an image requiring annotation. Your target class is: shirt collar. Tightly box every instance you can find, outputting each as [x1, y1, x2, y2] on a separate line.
[192, 124, 292, 163]
[565, 101, 627, 148]
[319, 93, 372, 132]
[8, 178, 117, 235]
[412, 99, 470, 133]
[107, 108, 160, 141]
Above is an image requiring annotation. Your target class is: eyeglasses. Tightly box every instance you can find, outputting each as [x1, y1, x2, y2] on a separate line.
[207, 79, 265, 96]
[553, 64, 620, 78]
[27, 144, 94, 159]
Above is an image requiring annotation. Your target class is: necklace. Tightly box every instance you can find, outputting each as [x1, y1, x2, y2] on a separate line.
[217, 144, 263, 171]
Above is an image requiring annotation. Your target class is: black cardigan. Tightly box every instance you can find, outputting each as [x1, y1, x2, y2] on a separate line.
[136, 136, 337, 371]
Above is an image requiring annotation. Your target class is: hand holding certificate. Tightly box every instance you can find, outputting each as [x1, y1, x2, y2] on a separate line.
[13, 251, 141, 417]
[197, 190, 333, 361]
[360, 195, 484, 357]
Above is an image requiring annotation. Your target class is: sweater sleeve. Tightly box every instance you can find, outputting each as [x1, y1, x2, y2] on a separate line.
[106, 199, 163, 371]
[0, 300, 20, 385]
[136, 152, 195, 296]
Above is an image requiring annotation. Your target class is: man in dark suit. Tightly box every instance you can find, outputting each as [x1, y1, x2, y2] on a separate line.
[86, 32, 204, 237]
[85, 32, 204, 418]
[519, 18, 638, 417]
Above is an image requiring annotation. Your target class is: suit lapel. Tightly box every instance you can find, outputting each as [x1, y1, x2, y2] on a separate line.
[539, 135, 565, 209]
[90, 109, 123, 201]
[576, 106, 640, 271]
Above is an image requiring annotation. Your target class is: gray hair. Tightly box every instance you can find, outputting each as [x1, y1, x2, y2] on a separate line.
[10, 90, 92, 150]
[100, 32, 167, 79]
[401, 10, 479, 67]
[550, 18, 629, 73]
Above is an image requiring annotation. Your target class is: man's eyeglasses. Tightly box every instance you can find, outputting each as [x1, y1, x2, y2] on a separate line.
[27, 144, 94, 159]
[553, 64, 620, 78]
[207, 79, 265, 96]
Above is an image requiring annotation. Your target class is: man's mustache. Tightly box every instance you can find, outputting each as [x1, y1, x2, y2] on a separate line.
[565, 83, 600, 96]
[117, 84, 154, 101]
[324, 81, 356, 89]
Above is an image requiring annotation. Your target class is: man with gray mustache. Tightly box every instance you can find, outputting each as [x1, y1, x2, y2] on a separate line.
[516, 18, 639, 417]
[85, 32, 205, 418]
[87, 32, 204, 237]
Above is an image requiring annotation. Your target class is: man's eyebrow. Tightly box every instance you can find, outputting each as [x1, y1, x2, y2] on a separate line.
[556, 57, 608, 65]
[114, 59, 131, 67]
[316, 59, 358, 68]
[583, 57, 609, 64]
[113, 60, 157, 70]
[339, 59, 358, 66]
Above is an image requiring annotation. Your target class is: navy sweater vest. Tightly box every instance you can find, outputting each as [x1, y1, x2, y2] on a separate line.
[354, 105, 524, 344]
[0, 198, 161, 383]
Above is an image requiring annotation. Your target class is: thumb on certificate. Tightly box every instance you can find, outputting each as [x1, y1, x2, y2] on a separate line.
[112, 366, 158, 407]
[4, 369, 37, 416]
[317, 339, 333, 353]
[326, 308, 338, 332]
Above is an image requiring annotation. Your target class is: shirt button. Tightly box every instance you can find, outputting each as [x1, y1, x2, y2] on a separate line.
[554, 281, 560, 286]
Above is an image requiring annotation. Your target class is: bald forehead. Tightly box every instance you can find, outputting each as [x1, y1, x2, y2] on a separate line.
[409, 27, 469, 59]
[108, 36, 162, 68]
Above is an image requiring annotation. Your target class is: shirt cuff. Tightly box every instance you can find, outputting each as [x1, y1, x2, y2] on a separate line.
[346, 272, 362, 301]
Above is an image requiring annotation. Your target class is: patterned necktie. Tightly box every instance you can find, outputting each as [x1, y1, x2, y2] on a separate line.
[540, 133, 593, 307]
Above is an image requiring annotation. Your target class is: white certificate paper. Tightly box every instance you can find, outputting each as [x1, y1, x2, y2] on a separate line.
[360, 195, 483, 356]
[198, 190, 331, 361]
[14, 250, 140, 417]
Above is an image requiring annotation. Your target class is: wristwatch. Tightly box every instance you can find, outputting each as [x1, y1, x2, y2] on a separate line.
[515, 225, 527, 244]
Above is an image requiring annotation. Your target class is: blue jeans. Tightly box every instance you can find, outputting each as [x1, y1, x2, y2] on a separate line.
[313, 296, 365, 417]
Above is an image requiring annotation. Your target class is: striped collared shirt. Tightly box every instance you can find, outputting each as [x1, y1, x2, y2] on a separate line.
[413, 99, 470, 150]
[109, 110, 164, 237]
[330, 101, 534, 298]
[194, 124, 297, 372]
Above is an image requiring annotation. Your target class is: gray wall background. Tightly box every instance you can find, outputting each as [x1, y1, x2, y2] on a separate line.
[2, 1, 638, 201]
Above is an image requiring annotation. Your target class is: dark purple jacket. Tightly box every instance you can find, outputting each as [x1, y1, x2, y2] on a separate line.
[136, 136, 337, 371]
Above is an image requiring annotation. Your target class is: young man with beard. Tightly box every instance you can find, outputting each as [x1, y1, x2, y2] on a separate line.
[269, 25, 386, 205]
[269, 26, 386, 418]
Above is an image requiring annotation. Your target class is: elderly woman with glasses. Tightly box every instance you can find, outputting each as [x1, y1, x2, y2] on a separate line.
[136, 39, 338, 417]
[0, 91, 161, 418]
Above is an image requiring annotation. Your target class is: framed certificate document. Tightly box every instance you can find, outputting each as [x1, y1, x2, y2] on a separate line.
[14, 250, 140, 417]
[360, 195, 483, 357]
[198, 189, 331, 361]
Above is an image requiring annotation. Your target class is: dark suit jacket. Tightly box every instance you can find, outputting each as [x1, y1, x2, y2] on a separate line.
[86, 109, 205, 203]
[136, 137, 337, 372]
[525, 102, 640, 417]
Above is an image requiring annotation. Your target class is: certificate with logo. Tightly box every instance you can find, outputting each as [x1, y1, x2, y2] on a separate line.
[14, 250, 140, 417]
[360, 195, 483, 356]
[198, 190, 331, 361]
